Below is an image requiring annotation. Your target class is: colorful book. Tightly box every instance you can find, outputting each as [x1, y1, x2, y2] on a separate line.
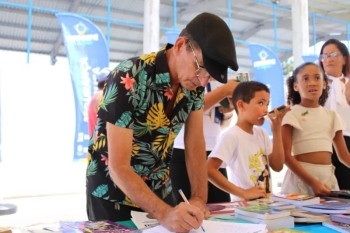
[247, 198, 295, 210]
[271, 228, 311, 233]
[235, 204, 291, 220]
[290, 208, 331, 223]
[270, 193, 320, 206]
[331, 214, 350, 224]
[300, 201, 350, 214]
[59, 220, 135, 233]
[206, 201, 247, 215]
[235, 213, 294, 231]
[322, 221, 350, 232]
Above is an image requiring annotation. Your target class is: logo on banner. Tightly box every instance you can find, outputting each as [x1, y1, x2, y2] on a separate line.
[74, 22, 88, 35]
[253, 50, 276, 70]
[65, 21, 99, 44]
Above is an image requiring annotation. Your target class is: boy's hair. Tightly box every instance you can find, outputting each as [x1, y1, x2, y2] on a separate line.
[286, 62, 329, 106]
[232, 81, 270, 114]
[319, 39, 350, 77]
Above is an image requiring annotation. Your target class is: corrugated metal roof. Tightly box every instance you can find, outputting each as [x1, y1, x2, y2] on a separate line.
[1, 0, 350, 70]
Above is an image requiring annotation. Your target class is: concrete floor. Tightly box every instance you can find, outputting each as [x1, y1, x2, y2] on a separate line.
[0, 193, 87, 229]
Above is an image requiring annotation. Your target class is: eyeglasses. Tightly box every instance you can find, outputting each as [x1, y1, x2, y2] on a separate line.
[188, 40, 210, 80]
[319, 52, 341, 61]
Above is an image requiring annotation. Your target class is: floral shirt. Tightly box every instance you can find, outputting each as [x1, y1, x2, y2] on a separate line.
[86, 44, 204, 207]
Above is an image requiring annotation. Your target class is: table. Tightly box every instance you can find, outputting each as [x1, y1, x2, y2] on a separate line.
[117, 220, 339, 233]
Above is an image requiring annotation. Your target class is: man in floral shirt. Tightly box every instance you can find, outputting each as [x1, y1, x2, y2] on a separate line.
[86, 12, 238, 232]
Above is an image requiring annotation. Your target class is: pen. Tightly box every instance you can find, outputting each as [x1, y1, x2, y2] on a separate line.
[178, 189, 205, 232]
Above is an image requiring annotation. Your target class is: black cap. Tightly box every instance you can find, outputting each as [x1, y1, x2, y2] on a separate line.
[185, 12, 238, 83]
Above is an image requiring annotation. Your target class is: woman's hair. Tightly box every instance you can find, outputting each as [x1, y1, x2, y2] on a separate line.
[286, 62, 329, 106]
[319, 38, 350, 77]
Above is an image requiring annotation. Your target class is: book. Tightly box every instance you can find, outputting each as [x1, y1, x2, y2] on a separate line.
[247, 198, 295, 210]
[300, 201, 350, 214]
[206, 201, 247, 215]
[235, 205, 291, 220]
[142, 220, 267, 233]
[235, 213, 294, 231]
[59, 220, 135, 233]
[271, 228, 311, 233]
[290, 208, 331, 223]
[130, 211, 159, 229]
[322, 221, 350, 232]
[331, 214, 350, 224]
[270, 193, 320, 207]
[208, 213, 253, 223]
[331, 190, 350, 199]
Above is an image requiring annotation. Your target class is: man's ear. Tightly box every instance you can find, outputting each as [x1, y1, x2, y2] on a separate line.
[172, 37, 187, 56]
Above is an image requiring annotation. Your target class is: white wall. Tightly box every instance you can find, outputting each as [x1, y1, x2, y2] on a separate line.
[0, 50, 117, 198]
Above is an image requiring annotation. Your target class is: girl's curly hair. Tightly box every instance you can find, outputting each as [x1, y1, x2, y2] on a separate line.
[286, 62, 329, 106]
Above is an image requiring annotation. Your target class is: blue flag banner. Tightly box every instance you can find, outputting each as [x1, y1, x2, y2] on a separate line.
[56, 13, 109, 161]
[248, 44, 285, 137]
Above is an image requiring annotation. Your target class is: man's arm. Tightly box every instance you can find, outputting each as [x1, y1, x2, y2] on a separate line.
[184, 109, 208, 214]
[107, 123, 203, 232]
[204, 80, 238, 111]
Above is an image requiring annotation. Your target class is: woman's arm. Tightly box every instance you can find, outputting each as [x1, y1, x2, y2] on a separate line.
[333, 130, 350, 167]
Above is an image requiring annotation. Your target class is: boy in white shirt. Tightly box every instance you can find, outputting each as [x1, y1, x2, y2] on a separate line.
[207, 81, 287, 201]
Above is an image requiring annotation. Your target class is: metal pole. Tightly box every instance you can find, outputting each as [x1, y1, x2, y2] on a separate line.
[26, 0, 33, 63]
[107, 0, 111, 50]
[312, 14, 316, 55]
[173, 0, 177, 30]
[227, 0, 231, 30]
[273, 4, 278, 54]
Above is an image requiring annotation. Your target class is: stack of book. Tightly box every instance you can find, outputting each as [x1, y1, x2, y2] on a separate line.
[234, 204, 294, 230]
[322, 214, 350, 232]
[270, 193, 320, 207]
[59, 220, 136, 233]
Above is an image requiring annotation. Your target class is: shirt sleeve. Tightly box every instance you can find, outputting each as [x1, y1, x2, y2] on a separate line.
[281, 111, 303, 131]
[208, 130, 237, 168]
[332, 111, 346, 135]
[97, 60, 140, 129]
[191, 87, 205, 111]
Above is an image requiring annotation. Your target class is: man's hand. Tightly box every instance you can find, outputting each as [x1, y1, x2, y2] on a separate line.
[242, 185, 267, 200]
[189, 197, 210, 219]
[158, 203, 204, 233]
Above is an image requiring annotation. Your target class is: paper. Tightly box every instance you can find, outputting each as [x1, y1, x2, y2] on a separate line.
[143, 220, 266, 233]
[131, 211, 159, 229]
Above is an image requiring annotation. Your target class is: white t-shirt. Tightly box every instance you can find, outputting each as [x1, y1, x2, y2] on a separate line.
[324, 74, 350, 137]
[173, 110, 222, 151]
[209, 125, 273, 201]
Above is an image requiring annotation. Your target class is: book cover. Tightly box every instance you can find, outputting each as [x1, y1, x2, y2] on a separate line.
[206, 201, 247, 215]
[331, 214, 350, 224]
[290, 208, 331, 223]
[322, 221, 350, 233]
[235, 205, 291, 220]
[235, 213, 294, 231]
[60, 220, 135, 233]
[271, 228, 311, 233]
[301, 201, 350, 214]
[247, 199, 295, 210]
[270, 193, 320, 206]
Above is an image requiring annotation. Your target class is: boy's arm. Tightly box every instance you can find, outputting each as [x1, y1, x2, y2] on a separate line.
[333, 130, 350, 167]
[207, 157, 266, 200]
[267, 125, 284, 172]
[282, 125, 331, 196]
